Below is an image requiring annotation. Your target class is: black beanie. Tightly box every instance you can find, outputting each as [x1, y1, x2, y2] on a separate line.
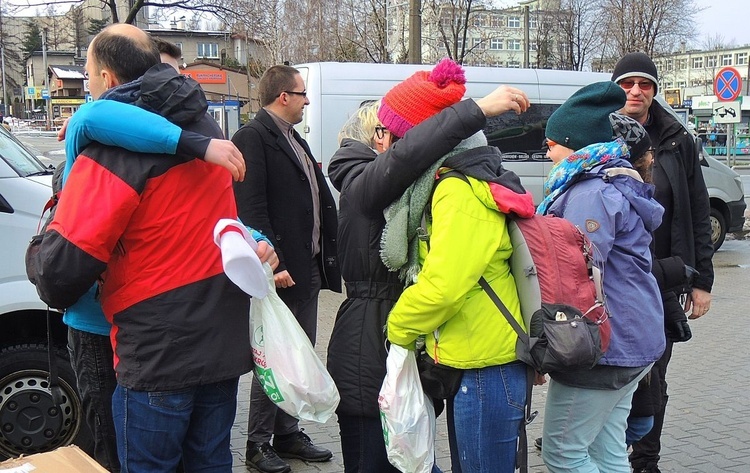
[612, 52, 659, 93]
[609, 112, 652, 162]
[545, 81, 626, 152]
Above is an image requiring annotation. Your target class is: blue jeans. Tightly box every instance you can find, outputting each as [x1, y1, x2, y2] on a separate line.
[626, 416, 654, 447]
[448, 362, 526, 473]
[68, 327, 120, 472]
[542, 367, 649, 473]
[112, 378, 239, 473]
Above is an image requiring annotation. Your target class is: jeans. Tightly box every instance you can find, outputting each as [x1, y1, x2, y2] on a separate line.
[112, 378, 239, 473]
[337, 415, 399, 473]
[68, 327, 120, 472]
[542, 367, 650, 473]
[449, 362, 526, 473]
[247, 260, 321, 443]
[626, 416, 654, 447]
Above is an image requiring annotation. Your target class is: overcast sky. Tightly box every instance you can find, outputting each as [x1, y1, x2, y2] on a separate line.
[693, 0, 750, 47]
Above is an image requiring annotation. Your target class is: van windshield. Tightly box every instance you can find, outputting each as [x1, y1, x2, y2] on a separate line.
[485, 103, 560, 159]
[0, 127, 50, 177]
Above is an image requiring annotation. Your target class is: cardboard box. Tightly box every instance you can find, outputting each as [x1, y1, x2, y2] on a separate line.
[0, 445, 107, 472]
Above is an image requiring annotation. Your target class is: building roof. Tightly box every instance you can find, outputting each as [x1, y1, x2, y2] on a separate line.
[50, 65, 87, 80]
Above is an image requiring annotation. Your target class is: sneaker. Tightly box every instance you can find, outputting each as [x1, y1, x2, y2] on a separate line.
[245, 441, 291, 473]
[273, 430, 333, 462]
[634, 468, 662, 473]
[534, 437, 542, 450]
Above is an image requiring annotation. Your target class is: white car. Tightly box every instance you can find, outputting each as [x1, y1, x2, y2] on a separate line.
[0, 125, 91, 459]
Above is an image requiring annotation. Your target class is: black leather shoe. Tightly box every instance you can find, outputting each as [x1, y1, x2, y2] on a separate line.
[534, 437, 542, 450]
[273, 430, 332, 462]
[245, 441, 291, 473]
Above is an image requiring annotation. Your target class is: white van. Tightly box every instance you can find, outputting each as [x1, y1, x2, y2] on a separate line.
[0, 126, 91, 459]
[294, 62, 744, 249]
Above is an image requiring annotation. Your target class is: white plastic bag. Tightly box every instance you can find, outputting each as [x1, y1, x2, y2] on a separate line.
[378, 345, 436, 473]
[250, 265, 340, 423]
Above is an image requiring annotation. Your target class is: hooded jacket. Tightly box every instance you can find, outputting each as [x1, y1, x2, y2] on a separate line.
[326, 99, 487, 418]
[387, 143, 535, 369]
[30, 63, 251, 391]
[546, 144, 666, 370]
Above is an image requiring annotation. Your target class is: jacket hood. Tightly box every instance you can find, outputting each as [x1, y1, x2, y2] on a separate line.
[590, 158, 664, 233]
[442, 144, 536, 218]
[135, 63, 208, 126]
[327, 138, 376, 192]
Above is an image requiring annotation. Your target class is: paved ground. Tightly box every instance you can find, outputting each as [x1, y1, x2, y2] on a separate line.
[227, 237, 750, 473]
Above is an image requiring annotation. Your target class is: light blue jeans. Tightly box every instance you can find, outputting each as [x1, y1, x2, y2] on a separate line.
[448, 362, 526, 473]
[542, 367, 649, 473]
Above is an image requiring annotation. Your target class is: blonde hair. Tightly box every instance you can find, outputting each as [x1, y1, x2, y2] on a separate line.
[338, 100, 382, 147]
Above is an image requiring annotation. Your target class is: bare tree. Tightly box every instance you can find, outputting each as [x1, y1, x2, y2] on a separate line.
[422, 0, 489, 65]
[601, 0, 699, 57]
[547, 0, 604, 71]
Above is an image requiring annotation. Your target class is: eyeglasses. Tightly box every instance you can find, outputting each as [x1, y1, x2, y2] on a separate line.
[542, 138, 558, 151]
[375, 126, 389, 139]
[618, 80, 654, 91]
[283, 90, 307, 98]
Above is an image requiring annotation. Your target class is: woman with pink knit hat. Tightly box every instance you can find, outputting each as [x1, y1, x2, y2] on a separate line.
[381, 59, 535, 472]
[327, 58, 529, 473]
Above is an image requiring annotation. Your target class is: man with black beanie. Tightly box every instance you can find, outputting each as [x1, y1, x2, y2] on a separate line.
[612, 51, 715, 473]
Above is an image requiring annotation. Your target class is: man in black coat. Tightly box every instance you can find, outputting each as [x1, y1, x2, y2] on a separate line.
[612, 52, 714, 473]
[232, 65, 341, 473]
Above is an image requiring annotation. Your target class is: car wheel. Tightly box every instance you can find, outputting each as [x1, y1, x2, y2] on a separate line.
[710, 207, 726, 251]
[0, 344, 92, 459]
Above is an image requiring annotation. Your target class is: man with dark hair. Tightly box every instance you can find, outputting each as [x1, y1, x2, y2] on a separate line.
[612, 51, 714, 473]
[233, 65, 341, 473]
[153, 37, 182, 70]
[29, 24, 277, 472]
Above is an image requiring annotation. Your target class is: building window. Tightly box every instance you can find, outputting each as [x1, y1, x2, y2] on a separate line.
[174, 42, 183, 55]
[507, 60, 521, 68]
[508, 16, 521, 28]
[676, 58, 687, 70]
[706, 55, 717, 67]
[197, 42, 219, 59]
[722, 54, 732, 65]
[529, 15, 538, 29]
[490, 38, 503, 50]
[529, 41, 538, 51]
[692, 57, 703, 69]
[472, 37, 484, 50]
[737, 52, 748, 66]
[677, 81, 686, 88]
[491, 14, 502, 28]
[507, 39, 521, 50]
[665, 59, 674, 71]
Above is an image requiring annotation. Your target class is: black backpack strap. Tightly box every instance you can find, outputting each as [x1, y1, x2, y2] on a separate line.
[45, 306, 65, 406]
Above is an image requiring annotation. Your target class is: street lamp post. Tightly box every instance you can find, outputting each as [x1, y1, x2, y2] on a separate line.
[42, 28, 51, 130]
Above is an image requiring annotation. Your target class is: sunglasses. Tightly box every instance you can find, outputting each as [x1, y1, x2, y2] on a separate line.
[541, 138, 558, 151]
[618, 80, 654, 91]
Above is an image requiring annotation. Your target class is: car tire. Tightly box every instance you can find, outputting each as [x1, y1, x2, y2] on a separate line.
[0, 344, 92, 459]
[710, 207, 726, 252]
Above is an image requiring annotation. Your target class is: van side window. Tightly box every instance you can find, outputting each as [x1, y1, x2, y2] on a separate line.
[484, 103, 560, 162]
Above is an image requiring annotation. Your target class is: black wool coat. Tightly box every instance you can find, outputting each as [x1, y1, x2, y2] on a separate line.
[232, 108, 341, 300]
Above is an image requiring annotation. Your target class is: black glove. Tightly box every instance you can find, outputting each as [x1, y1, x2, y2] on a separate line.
[663, 292, 692, 343]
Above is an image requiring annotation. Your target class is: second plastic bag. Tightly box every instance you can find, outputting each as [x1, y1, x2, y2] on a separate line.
[378, 345, 436, 473]
[250, 265, 340, 423]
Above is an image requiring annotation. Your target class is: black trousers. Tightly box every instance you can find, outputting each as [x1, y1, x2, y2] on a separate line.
[629, 341, 674, 470]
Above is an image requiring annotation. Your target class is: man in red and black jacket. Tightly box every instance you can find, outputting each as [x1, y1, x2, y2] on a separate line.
[29, 24, 276, 472]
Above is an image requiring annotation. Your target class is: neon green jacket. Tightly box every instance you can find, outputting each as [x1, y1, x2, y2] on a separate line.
[387, 173, 525, 369]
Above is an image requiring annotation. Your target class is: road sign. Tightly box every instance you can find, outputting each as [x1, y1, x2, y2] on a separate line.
[41, 89, 50, 100]
[713, 101, 741, 123]
[714, 67, 742, 102]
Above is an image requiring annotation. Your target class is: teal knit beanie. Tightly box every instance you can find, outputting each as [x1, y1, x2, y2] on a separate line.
[545, 81, 627, 151]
